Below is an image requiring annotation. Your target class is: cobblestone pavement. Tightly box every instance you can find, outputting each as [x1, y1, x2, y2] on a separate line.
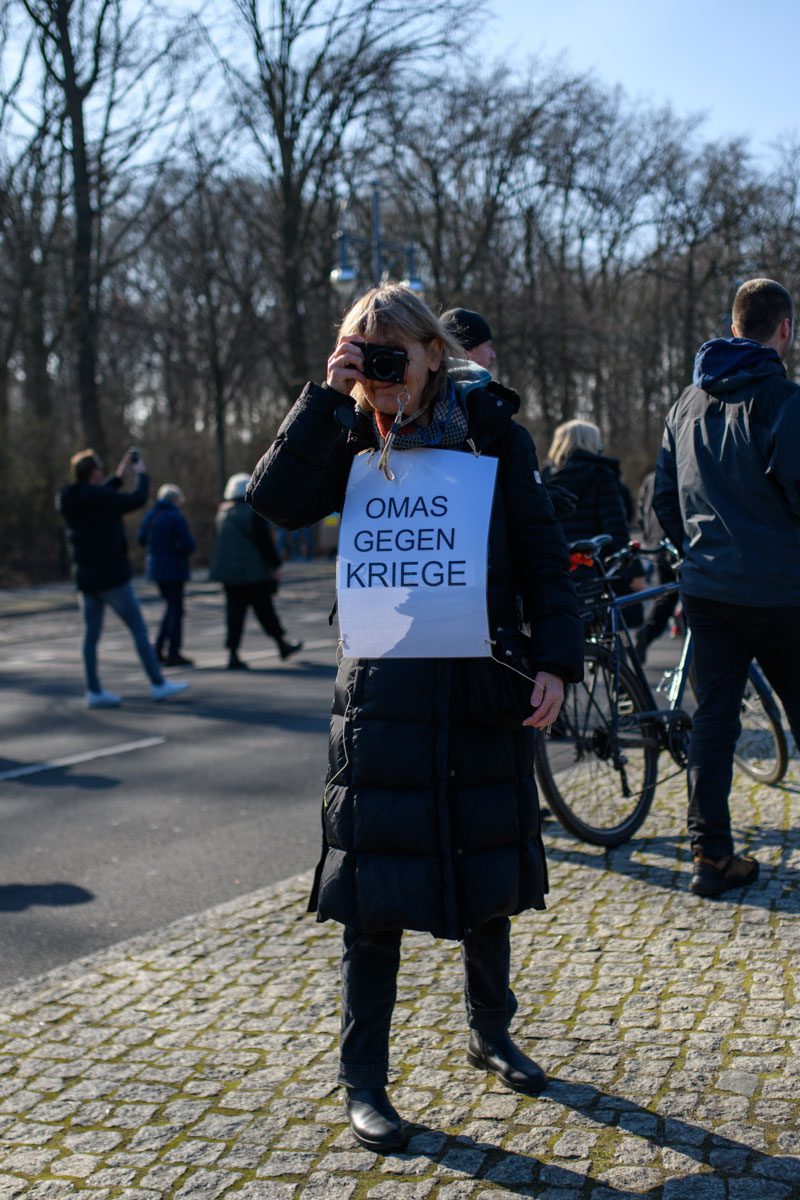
[2, 760, 800, 1199]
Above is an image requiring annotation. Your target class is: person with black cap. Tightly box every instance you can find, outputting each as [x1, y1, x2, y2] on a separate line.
[443, 305, 579, 523]
[441, 307, 497, 371]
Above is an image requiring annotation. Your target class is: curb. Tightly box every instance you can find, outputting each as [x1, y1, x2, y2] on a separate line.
[0, 870, 314, 1007]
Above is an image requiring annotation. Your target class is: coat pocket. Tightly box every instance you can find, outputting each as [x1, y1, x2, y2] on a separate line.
[465, 629, 535, 730]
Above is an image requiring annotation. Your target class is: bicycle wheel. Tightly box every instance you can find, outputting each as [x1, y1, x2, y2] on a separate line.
[687, 661, 789, 786]
[534, 643, 660, 846]
[733, 665, 788, 785]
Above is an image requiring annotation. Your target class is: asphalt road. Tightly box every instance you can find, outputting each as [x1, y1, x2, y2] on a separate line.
[0, 566, 688, 989]
[0, 566, 338, 986]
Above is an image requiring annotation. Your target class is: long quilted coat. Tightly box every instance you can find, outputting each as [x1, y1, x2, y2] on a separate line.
[248, 374, 583, 940]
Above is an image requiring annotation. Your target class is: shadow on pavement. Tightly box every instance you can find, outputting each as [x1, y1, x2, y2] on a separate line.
[161, 701, 330, 734]
[403, 1077, 796, 1195]
[0, 882, 94, 912]
[542, 824, 800, 912]
[201, 660, 336, 679]
[0, 759, 121, 789]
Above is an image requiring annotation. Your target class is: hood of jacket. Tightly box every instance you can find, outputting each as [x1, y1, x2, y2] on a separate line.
[692, 337, 786, 396]
[447, 362, 521, 453]
[551, 447, 618, 476]
[447, 358, 494, 401]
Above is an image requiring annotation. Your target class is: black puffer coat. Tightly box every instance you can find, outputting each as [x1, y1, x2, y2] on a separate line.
[248, 377, 583, 940]
[544, 448, 630, 551]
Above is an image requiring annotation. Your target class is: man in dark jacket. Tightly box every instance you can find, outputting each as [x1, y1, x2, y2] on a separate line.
[441, 307, 497, 371]
[654, 277, 800, 898]
[59, 449, 188, 708]
[442, 305, 579, 523]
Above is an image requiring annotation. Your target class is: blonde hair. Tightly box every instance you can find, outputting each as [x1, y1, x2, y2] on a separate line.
[157, 483, 184, 504]
[548, 419, 603, 468]
[338, 284, 464, 413]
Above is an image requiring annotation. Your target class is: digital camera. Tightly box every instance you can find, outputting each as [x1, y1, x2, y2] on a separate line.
[361, 343, 408, 384]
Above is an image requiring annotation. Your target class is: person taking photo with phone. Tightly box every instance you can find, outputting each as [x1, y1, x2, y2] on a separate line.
[58, 448, 189, 708]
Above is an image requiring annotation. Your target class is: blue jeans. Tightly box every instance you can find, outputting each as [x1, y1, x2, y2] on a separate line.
[684, 594, 800, 858]
[338, 916, 516, 1087]
[81, 583, 163, 693]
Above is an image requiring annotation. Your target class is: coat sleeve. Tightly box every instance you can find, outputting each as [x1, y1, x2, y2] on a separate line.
[500, 424, 584, 683]
[765, 390, 800, 521]
[251, 511, 281, 568]
[175, 511, 197, 557]
[653, 412, 685, 552]
[137, 507, 154, 546]
[96, 473, 150, 515]
[247, 383, 357, 529]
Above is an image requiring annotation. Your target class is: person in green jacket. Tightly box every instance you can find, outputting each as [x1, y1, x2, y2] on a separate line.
[209, 473, 302, 669]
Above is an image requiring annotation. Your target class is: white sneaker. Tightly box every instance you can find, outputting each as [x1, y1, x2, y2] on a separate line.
[86, 689, 122, 709]
[151, 679, 189, 702]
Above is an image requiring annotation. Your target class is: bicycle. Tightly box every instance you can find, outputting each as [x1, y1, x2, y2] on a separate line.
[534, 536, 789, 846]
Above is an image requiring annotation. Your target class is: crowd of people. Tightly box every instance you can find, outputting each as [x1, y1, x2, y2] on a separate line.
[55, 276, 800, 1154]
[57, 453, 303, 707]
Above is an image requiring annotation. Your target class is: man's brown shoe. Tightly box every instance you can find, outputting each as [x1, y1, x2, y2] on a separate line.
[690, 853, 760, 898]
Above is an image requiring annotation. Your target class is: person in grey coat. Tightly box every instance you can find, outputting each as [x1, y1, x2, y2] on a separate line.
[209, 473, 302, 669]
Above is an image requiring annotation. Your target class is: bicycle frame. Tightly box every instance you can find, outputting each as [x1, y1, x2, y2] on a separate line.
[584, 570, 691, 765]
[539, 542, 790, 844]
[598, 574, 784, 771]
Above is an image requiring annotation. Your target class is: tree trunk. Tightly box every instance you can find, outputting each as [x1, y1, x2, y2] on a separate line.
[55, 0, 104, 453]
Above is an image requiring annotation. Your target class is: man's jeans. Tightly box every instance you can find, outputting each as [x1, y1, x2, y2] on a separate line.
[82, 583, 163, 693]
[683, 594, 800, 859]
[338, 916, 516, 1088]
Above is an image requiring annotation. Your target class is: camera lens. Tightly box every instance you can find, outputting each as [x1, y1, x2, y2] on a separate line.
[370, 352, 396, 381]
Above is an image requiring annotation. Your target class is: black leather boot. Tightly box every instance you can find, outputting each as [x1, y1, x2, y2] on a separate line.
[467, 1030, 547, 1094]
[278, 638, 303, 660]
[345, 1086, 409, 1152]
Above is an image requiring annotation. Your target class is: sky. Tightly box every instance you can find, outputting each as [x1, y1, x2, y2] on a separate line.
[485, 0, 794, 159]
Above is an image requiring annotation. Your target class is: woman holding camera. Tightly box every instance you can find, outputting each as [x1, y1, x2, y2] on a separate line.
[248, 285, 582, 1152]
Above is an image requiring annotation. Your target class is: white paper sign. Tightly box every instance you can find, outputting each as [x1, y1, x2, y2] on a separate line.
[337, 448, 498, 658]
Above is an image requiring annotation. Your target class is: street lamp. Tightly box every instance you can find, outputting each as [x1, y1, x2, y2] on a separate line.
[330, 180, 424, 300]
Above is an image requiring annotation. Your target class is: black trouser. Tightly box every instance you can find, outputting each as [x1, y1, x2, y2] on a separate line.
[223, 582, 284, 652]
[156, 581, 185, 657]
[637, 559, 678, 651]
[338, 916, 516, 1088]
[683, 594, 800, 859]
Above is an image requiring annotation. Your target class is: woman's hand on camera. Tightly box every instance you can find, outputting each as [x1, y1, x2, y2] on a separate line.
[522, 671, 565, 730]
[326, 337, 365, 395]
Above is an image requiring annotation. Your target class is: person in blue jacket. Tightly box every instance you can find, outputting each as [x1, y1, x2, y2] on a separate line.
[655, 277, 800, 898]
[138, 484, 196, 667]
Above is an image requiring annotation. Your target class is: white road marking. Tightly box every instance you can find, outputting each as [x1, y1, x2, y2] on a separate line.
[0, 737, 167, 782]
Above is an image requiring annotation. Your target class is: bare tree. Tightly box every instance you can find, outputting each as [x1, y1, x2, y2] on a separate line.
[13, 0, 197, 452]
[219, 0, 479, 400]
